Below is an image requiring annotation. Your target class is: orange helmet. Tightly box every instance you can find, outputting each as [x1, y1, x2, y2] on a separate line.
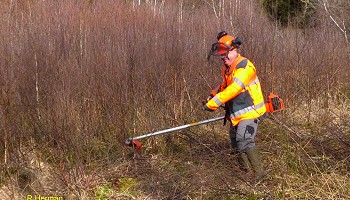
[216, 34, 235, 55]
[207, 31, 242, 60]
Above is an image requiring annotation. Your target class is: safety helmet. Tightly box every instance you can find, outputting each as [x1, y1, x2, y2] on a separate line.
[207, 31, 242, 60]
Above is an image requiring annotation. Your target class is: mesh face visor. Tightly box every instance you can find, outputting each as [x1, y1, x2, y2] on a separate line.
[207, 42, 231, 60]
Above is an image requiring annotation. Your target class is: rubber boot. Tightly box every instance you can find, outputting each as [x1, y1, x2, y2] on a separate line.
[238, 152, 251, 173]
[245, 147, 267, 181]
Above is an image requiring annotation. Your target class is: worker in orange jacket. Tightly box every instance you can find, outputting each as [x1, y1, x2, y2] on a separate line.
[204, 31, 267, 180]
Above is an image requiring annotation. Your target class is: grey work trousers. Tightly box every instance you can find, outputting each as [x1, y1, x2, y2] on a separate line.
[229, 119, 258, 152]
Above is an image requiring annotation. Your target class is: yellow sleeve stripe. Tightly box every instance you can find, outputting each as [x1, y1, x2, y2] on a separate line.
[232, 77, 245, 89]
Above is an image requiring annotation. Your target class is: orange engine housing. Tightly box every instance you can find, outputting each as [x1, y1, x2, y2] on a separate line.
[265, 92, 285, 113]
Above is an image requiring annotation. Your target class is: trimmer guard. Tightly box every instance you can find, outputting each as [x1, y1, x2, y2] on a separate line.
[125, 138, 142, 150]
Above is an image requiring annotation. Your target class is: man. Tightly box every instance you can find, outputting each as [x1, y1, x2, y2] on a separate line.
[204, 31, 267, 180]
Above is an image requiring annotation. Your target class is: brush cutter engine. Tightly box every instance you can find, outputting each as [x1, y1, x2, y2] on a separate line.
[265, 92, 285, 113]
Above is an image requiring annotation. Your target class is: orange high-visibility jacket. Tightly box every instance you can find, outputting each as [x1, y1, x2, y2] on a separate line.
[205, 54, 266, 126]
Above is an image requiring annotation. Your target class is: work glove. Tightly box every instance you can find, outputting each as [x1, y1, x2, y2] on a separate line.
[202, 102, 214, 112]
[206, 94, 214, 103]
[203, 106, 214, 112]
[202, 94, 214, 111]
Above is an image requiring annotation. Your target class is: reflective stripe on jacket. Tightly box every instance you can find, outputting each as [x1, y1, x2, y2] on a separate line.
[206, 54, 266, 126]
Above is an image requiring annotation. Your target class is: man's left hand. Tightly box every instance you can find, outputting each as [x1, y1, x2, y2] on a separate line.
[202, 104, 214, 112]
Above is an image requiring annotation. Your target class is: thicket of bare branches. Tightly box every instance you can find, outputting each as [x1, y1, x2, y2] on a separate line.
[0, 0, 349, 199]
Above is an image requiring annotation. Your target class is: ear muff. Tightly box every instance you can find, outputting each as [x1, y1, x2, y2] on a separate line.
[232, 37, 242, 49]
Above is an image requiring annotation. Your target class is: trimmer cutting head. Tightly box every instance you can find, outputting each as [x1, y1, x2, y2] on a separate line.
[125, 138, 142, 150]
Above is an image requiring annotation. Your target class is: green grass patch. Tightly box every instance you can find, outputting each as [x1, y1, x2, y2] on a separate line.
[117, 177, 137, 195]
[95, 184, 113, 200]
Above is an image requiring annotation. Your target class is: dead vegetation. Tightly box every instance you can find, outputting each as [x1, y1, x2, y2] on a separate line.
[0, 0, 349, 199]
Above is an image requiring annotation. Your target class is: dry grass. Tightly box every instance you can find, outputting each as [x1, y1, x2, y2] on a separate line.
[0, 0, 349, 199]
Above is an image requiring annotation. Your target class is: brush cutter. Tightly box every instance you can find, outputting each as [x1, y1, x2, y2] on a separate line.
[125, 116, 225, 150]
[125, 92, 284, 150]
